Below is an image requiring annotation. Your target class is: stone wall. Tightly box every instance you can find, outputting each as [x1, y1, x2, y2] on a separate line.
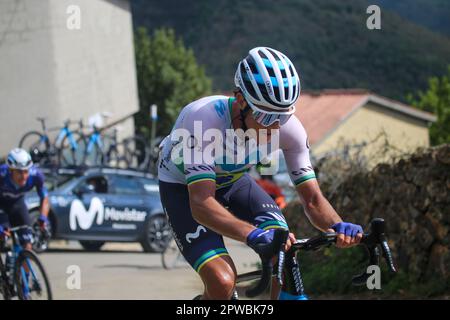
[284, 144, 450, 289]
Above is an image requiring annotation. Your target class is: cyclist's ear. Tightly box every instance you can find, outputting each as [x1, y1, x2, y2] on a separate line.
[235, 91, 247, 110]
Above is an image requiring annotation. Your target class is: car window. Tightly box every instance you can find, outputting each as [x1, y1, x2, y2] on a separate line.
[76, 175, 109, 194]
[137, 177, 159, 194]
[110, 175, 143, 195]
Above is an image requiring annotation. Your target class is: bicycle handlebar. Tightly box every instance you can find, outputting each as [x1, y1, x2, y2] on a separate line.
[245, 218, 397, 298]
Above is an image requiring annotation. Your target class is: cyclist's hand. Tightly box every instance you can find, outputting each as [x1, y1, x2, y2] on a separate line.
[246, 228, 278, 259]
[247, 229, 295, 259]
[286, 232, 296, 251]
[38, 214, 49, 230]
[328, 222, 363, 248]
[0, 225, 5, 238]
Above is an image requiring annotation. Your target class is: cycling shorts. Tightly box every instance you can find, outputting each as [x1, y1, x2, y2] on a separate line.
[159, 173, 289, 273]
[0, 197, 34, 245]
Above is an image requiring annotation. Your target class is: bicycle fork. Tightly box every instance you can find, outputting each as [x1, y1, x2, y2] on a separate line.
[279, 250, 308, 300]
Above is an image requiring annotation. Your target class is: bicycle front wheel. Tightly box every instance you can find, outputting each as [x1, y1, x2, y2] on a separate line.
[124, 135, 150, 170]
[59, 133, 86, 167]
[14, 250, 52, 300]
[161, 238, 188, 270]
[19, 131, 50, 165]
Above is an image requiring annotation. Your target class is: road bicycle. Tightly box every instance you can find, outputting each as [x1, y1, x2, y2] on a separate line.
[197, 218, 396, 300]
[20, 117, 153, 170]
[101, 127, 130, 169]
[161, 238, 189, 270]
[19, 118, 82, 166]
[0, 226, 52, 300]
[122, 134, 151, 171]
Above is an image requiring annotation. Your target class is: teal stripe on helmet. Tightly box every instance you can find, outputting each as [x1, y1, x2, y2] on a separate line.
[254, 74, 297, 88]
[262, 58, 286, 70]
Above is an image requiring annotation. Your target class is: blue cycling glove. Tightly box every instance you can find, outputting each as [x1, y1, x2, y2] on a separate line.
[246, 228, 278, 259]
[0, 225, 5, 237]
[38, 214, 48, 226]
[331, 222, 363, 238]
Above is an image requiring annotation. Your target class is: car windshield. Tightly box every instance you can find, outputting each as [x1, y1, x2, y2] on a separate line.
[138, 177, 159, 194]
[47, 174, 81, 191]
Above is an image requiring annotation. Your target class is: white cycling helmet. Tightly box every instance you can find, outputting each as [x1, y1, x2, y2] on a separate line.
[6, 148, 33, 170]
[234, 47, 301, 114]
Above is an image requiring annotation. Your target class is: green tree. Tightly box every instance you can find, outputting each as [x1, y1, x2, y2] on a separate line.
[134, 27, 212, 140]
[408, 66, 450, 145]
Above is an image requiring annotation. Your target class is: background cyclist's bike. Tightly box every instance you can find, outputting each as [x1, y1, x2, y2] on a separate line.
[0, 226, 52, 300]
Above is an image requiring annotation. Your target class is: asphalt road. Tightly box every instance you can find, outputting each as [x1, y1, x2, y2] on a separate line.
[39, 239, 260, 300]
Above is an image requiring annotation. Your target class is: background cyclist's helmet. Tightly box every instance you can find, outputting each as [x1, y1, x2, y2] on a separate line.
[6, 148, 33, 170]
[234, 47, 301, 114]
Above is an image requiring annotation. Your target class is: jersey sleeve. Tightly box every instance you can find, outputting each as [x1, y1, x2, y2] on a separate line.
[279, 115, 317, 187]
[33, 168, 48, 200]
[171, 101, 225, 186]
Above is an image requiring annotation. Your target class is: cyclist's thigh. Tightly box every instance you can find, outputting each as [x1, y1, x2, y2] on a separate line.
[217, 174, 289, 231]
[4, 197, 33, 245]
[159, 180, 232, 274]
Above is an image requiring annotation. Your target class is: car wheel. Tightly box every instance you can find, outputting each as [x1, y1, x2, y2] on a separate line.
[30, 210, 52, 254]
[79, 240, 105, 252]
[141, 214, 171, 253]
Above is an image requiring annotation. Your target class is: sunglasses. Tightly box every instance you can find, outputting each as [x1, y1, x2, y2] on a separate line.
[251, 110, 292, 127]
[244, 98, 293, 127]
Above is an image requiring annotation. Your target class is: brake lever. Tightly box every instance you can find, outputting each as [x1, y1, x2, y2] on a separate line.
[380, 238, 397, 273]
[351, 244, 380, 286]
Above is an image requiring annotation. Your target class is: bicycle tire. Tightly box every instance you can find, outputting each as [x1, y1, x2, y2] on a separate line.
[84, 140, 105, 167]
[161, 238, 188, 270]
[103, 143, 129, 168]
[58, 132, 86, 167]
[123, 135, 150, 170]
[0, 264, 12, 300]
[18, 131, 51, 165]
[14, 250, 52, 300]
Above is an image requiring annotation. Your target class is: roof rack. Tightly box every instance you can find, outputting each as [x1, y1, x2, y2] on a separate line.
[37, 164, 155, 179]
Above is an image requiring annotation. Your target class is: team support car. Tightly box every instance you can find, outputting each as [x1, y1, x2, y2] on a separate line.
[24, 167, 171, 252]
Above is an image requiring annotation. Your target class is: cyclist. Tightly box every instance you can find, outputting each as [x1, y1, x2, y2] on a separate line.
[0, 148, 49, 251]
[158, 47, 363, 300]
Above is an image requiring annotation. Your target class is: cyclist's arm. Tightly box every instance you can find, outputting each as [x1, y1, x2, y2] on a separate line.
[188, 180, 255, 242]
[295, 180, 341, 232]
[297, 181, 361, 247]
[280, 116, 341, 231]
[34, 169, 49, 217]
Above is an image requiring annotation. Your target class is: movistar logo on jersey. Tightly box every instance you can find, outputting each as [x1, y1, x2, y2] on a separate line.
[69, 197, 147, 230]
[185, 225, 207, 243]
[214, 101, 227, 118]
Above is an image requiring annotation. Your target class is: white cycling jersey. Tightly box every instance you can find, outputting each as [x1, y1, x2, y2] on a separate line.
[158, 95, 316, 189]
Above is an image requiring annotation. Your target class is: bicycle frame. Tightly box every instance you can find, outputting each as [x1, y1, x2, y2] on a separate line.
[3, 226, 41, 298]
[278, 249, 308, 300]
[86, 131, 103, 154]
[55, 126, 78, 150]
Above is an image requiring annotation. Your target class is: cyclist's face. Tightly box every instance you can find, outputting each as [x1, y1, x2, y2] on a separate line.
[242, 102, 280, 145]
[10, 169, 29, 187]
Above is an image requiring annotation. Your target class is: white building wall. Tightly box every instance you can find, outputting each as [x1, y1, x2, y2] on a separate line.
[0, 0, 139, 156]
